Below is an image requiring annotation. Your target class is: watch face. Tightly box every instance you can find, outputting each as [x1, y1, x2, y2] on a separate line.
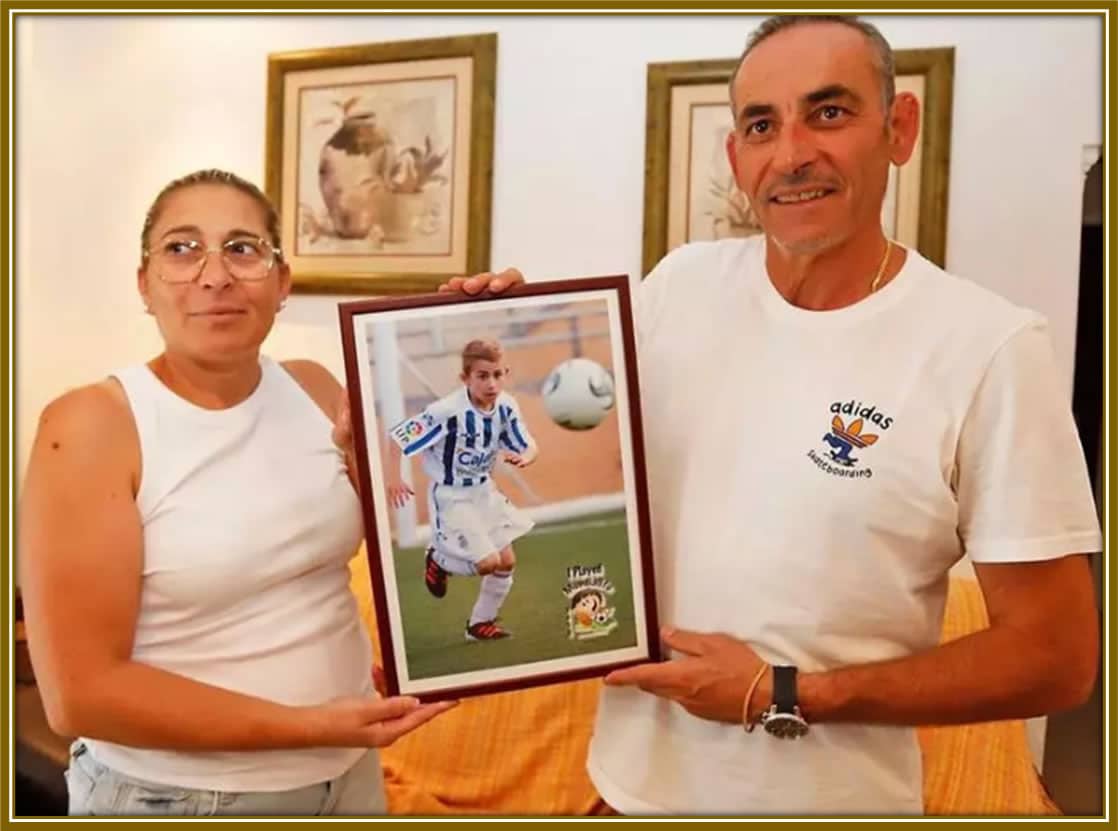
[762, 711, 809, 739]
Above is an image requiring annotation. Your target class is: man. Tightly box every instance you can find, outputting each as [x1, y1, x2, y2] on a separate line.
[441, 15, 1101, 814]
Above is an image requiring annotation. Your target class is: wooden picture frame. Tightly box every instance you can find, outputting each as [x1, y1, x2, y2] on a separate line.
[265, 33, 497, 294]
[338, 276, 660, 701]
[641, 47, 955, 274]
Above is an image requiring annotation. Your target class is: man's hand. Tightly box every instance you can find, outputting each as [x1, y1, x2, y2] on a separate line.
[604, 627, 770, 724]
[386, 481, 415, 508]
[438, 268, 525, 296]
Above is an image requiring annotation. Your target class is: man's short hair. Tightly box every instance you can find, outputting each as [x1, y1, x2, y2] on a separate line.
[729, 15, 896, 114]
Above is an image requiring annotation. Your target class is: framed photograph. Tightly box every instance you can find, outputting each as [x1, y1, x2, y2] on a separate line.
[265, 33, 497, 294]
[641, 47, 954, 274]
[339, 276, 659, 701]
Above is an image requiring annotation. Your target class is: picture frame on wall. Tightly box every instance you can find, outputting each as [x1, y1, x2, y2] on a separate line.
[338, 276, 660, 701]
[265, 33, 497, 294]
[640, 47, 954, 274]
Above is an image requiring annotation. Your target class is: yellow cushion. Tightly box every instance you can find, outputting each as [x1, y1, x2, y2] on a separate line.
[348, 549, 1058, 815]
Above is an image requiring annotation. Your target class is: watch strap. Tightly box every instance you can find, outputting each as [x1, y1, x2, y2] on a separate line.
[772, 665, 797, 714]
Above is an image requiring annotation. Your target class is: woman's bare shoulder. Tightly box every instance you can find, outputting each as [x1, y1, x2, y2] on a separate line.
[31, 378, 139, 473]
[37, 378, 131, 431]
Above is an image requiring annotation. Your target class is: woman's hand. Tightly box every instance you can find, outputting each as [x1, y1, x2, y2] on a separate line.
[331, 391, 365, 494]
[311, 695, 457, 748]
[332, 391, 355, 459]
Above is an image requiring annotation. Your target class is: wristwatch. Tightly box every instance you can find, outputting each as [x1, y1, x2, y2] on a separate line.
[760, 665, 810, 739]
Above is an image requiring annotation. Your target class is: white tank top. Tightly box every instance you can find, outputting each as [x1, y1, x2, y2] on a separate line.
[84, 357, 374, 792]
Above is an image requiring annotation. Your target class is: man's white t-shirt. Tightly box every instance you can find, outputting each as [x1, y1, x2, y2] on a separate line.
[587, 236, 1102, 814]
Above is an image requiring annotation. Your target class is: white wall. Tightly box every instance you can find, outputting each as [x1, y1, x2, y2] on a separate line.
[16, 12, 1102, 481]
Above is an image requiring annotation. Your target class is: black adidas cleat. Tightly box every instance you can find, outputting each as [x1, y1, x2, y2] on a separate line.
[424, 547, 448, 598]
[465, 619, 511, 641]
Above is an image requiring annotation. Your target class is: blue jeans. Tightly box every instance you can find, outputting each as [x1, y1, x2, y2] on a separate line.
[65, 741, 387, 816]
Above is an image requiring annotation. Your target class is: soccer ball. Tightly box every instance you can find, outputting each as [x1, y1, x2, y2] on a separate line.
[541, 358, 616, 430]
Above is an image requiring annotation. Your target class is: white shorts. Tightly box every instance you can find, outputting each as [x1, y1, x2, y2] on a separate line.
[428, 481, 534, 564]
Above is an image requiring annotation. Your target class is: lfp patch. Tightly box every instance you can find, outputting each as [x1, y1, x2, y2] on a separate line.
[389, 412, 438, 453]
[563, 564, 618, 640]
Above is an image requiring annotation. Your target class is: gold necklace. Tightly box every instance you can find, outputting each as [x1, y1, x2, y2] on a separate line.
[868, 239, 894, 294]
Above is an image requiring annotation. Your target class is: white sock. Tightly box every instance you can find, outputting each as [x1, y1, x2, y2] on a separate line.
[469, 570, 513, 626]
[433, 550, 477, 576]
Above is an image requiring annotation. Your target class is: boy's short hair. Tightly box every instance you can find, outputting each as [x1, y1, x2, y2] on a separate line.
[461, 339, 504, 375]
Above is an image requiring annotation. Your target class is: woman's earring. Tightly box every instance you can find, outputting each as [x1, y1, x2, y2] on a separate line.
[278, 301, 287, 312]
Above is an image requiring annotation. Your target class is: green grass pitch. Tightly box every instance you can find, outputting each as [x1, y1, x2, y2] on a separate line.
[392, 511, 638, 680]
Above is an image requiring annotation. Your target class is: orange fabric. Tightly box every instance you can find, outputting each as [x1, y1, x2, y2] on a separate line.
[348, 550, 601, 814]
[918, 578, 1060, 816]
[348, 551, 1058, 815]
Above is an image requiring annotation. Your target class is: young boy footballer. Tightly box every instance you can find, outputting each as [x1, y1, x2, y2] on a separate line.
[385, 339, 539, 641]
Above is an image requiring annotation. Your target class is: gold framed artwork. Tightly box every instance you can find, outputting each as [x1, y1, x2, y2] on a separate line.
[641, 47, 954, 275]
[265, 33, 497, 294]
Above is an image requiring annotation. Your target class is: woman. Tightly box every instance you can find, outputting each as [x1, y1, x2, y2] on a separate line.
[18, 169, 454, 816]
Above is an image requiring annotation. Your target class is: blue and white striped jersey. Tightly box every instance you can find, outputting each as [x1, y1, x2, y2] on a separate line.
[388, 387, 534, 488]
